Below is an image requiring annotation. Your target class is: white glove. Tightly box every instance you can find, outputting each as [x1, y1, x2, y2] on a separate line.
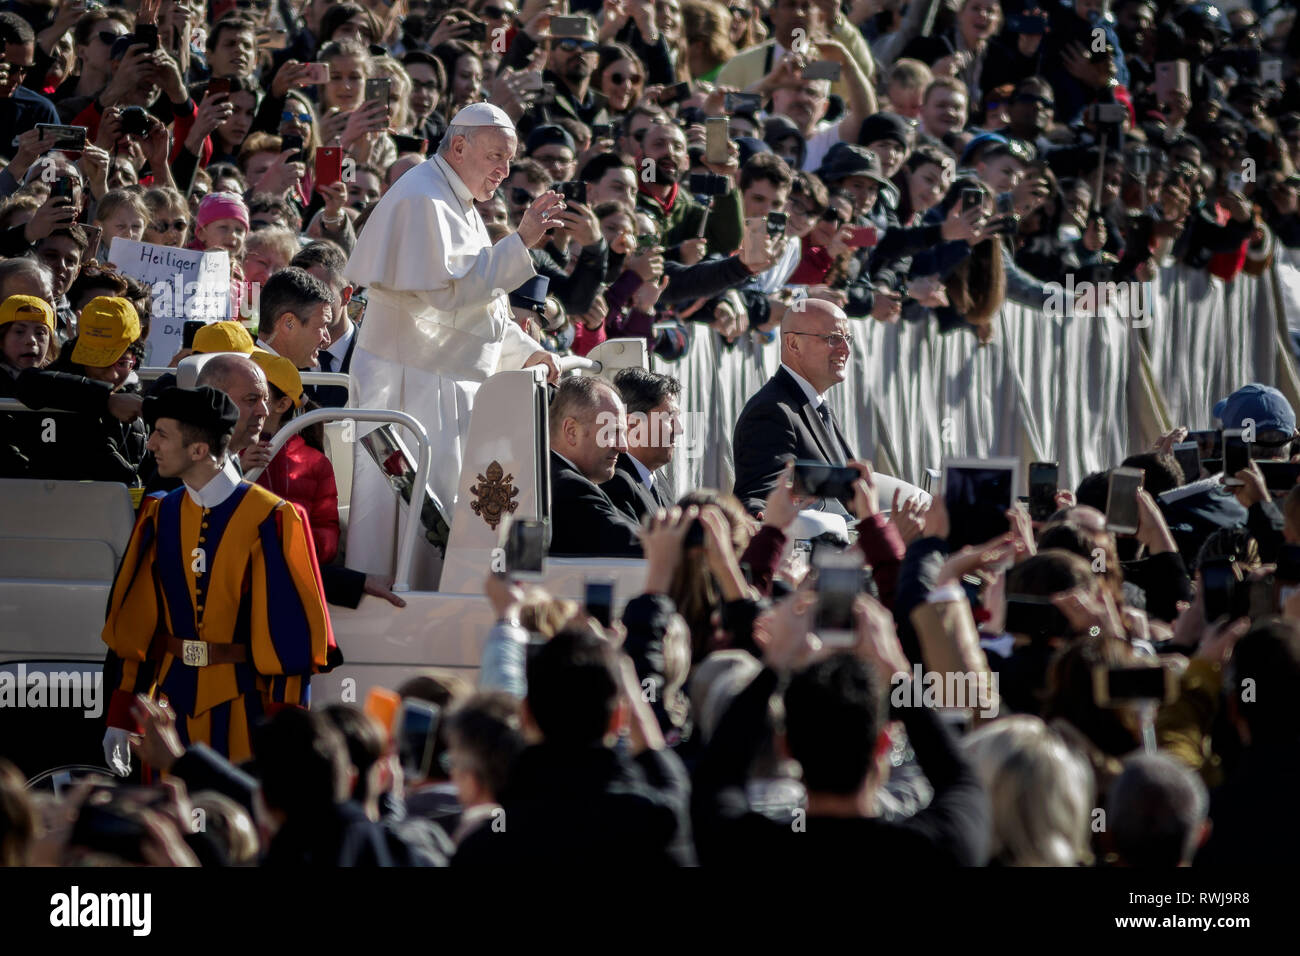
[103, 728, 134, 777]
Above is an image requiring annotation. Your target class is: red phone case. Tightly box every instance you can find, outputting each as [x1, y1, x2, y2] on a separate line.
[316, 147, 344, 187]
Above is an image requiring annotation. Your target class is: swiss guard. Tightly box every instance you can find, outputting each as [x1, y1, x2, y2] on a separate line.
[101, 385, 334, 772]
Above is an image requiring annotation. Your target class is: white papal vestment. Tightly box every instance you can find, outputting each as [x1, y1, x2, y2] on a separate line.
[344, 153, 541, 583]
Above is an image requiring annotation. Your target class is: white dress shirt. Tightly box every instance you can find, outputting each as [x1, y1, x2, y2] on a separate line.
[781, 362, 825, 409]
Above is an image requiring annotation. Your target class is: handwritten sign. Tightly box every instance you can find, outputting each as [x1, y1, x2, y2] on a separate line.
[108, 238, 231, 365]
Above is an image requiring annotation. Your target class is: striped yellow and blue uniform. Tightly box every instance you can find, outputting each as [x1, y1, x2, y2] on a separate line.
[102, 480, 333, 764]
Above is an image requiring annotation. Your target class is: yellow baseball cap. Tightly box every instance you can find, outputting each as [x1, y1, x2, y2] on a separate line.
[192, 320, 255, 354]
[71, 296, 140, 368]
[250, 348, 304, 407]
[0, 295, 55, 337]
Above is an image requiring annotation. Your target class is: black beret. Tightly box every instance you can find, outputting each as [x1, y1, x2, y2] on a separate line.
[144, 386, 239, 440]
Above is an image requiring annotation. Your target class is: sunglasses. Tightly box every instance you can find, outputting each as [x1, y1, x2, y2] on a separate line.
[1014, 94, 1054, 108]
[610, 71, 643, 85]
[97, 30, 123, 45]
[556, 38, 598, 53]
[0, 62, 29, 77]
[482, 5, 514, 17]
[511, 187, 540, 206]
[282, 110, 311, 123]
[152, 219, 188, 232]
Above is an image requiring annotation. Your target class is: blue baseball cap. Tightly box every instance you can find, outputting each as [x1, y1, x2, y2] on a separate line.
[1213, 383, 1297, 438]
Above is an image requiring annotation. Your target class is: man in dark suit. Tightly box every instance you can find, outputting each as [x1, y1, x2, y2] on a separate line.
[733, 299, 856, 516]
[603, 367, 678, 524]
[548, 375, 643, 557]
[293, 242, 358, 408]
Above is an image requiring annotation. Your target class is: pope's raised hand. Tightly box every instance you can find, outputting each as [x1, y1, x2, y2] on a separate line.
[517, 190, 566, 247]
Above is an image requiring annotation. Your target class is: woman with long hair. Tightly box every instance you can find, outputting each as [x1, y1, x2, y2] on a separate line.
[681, 0, 736, 82]
[593, 43, 646, 119]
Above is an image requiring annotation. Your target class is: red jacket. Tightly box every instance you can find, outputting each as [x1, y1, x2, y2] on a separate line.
[255, 434, 340, 564]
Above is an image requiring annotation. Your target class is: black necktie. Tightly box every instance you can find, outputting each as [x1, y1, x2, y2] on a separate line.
[817, 403, 832, 430]
[320, 351, 335, 373]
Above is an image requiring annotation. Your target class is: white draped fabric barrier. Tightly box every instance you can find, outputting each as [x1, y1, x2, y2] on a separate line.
[653, 262, 1298, 501]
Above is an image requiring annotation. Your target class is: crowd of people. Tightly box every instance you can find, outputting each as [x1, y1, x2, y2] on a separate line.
[0, 0, 1299, 869]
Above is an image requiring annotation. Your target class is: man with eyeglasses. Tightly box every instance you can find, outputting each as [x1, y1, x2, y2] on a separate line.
[530, 17, 610, 134]
[402, 50, 448, 151]
[0, 12, 59, 161]
[732, 298, 859, 519]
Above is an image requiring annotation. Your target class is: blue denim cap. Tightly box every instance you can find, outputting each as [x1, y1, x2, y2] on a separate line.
[1213, 383, 1297, 436]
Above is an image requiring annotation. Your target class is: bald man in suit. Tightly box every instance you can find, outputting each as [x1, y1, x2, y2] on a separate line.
[733, 299, 857, 517]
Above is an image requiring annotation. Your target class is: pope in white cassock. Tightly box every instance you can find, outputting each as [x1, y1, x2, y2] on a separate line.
[344, 102, 563, 582]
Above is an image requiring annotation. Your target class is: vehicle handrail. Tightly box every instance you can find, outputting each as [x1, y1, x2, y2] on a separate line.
[245, 408, 432, 593]
[137, 366, 351, 390]
[0, 401, 431, 594]
[558, 354, 601, 375]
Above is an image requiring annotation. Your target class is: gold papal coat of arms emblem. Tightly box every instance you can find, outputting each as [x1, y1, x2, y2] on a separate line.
[469, 460, 519, 530]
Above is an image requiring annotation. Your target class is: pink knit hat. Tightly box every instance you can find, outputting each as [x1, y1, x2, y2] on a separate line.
[197, 192, 250, 230]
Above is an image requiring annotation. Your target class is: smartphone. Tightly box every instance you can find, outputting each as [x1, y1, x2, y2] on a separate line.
[802, 60, 841, 82]
[81, 224, 103, 256]
[689, 172, 730, 196]
[636, 233, 659, 252]
[281, 133, 304, 163]
[1172, 441, 1201, 484]
[464, 20, 488, 42]
[35, 124, 87, 151]
[1105, 466, 1145, 535]
[725, 91, 762, 114]
[504, 517, 546, 579]
[767, 211, 787, 236]
[1262, 58, 1284, 86]
[556, 180, 587, 206]
[1227, 172, 1245, 193]
[346, 292, 368, 325]
[136, 23, 159, 52]
[303, 62, 331, 84]
[1189, 429, 1222, 461]
[262, 28, 290, 50]
[1089, 103, 1128, 125]
[684, 517, 705, 549]
[846, 225, 878, 247]
[590, 122, 613, 139]
[1276, 544, 1300, 583]
[182, 319, 206, 349]
[1154, 59, 1191, 101]
[1092, 664, 1179, 706]
[791, 460, 858, 503]
[50, 177, 74, 200]
[814, 551, 861, 646]
[1004, 594, 1075, 640]
[315, 146, 343, 187]
[392, 133, 429, 155]
[396, 699, 441, 779]
[1006, 11, 1048, 33]
[942, 458, 1016, 549]
[71, 803, 149, 864]
[365, 77, 392, 107]
[961, 187, 983, 213]
[1256, 460, 1300, 497]
[550, 14, 591, 37]
[705, 116, 729, 165]
[659, 81, 692, 106]
[1201, 557, 1237, 623]
[584, 578, 614, 628]
[922, 467, 941, 495]
[1028, 461, 1059, 522]
[1222, 428, 1249, 486]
